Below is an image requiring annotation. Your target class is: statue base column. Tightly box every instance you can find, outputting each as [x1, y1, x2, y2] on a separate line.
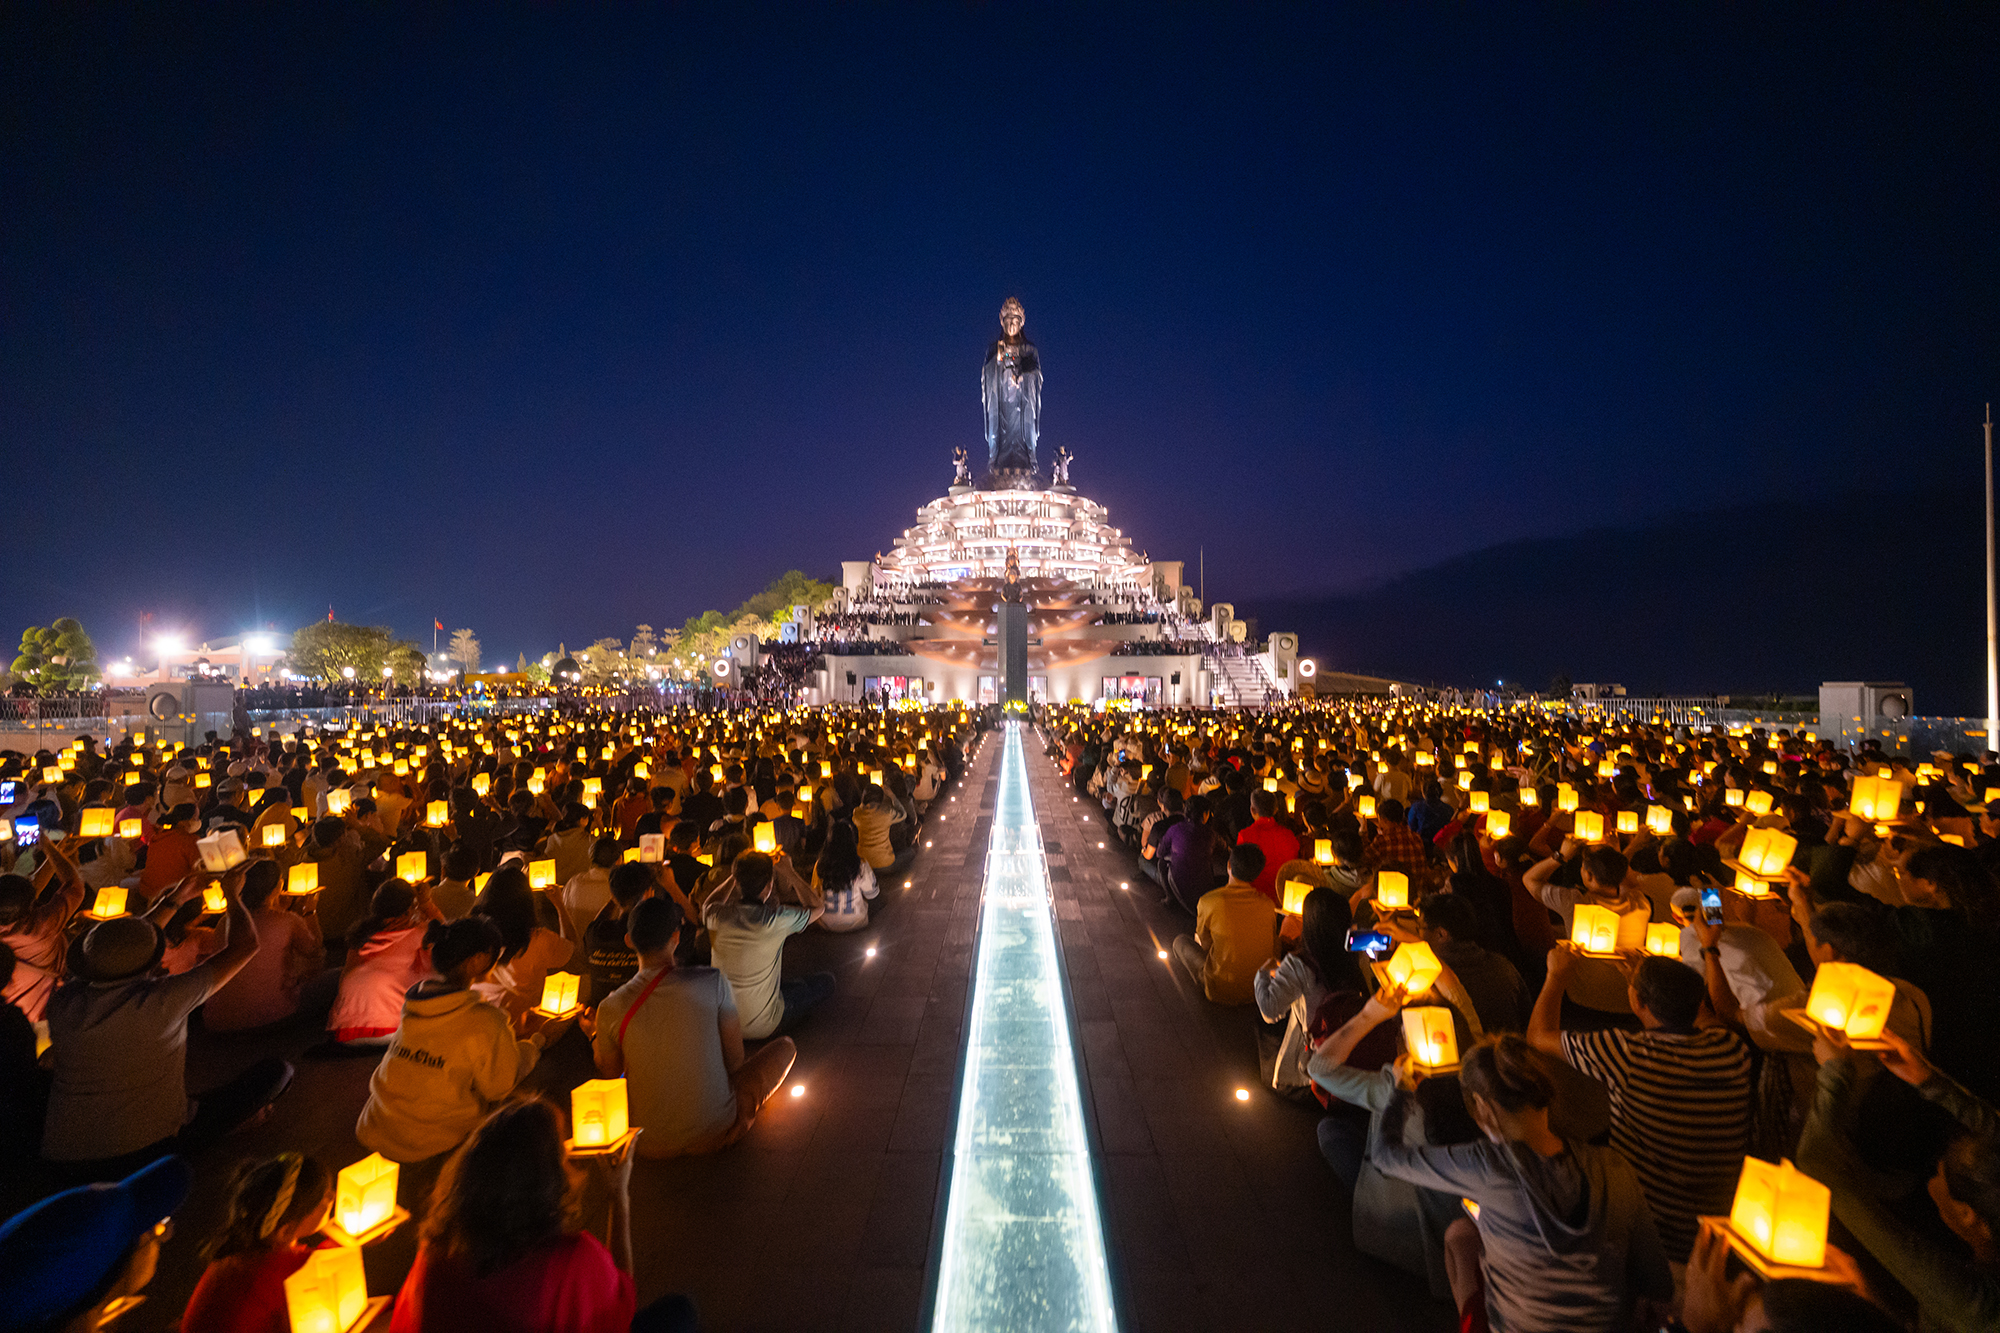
[997, 601, 1030, 704]
[982, 468, 1043, 492]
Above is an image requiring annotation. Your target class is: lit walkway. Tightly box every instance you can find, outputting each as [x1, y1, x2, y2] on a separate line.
[929, 720, 1118, 1332]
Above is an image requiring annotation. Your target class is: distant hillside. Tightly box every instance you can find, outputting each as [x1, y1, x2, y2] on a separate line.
[1241, 487, 1988, 715]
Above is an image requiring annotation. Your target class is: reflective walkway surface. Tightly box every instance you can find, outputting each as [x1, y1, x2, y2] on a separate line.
[930, 721, 1119, 1333]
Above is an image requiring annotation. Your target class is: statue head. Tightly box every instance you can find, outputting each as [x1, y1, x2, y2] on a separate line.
[998, 298, 1025, 338]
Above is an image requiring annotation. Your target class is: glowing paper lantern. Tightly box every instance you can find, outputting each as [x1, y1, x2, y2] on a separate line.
[1357, 794, 1377, 819]
[118, 817, 143, 838]
[1645, 922, 1681, 956]
[1469, 790, 1490, 814]
[1382, 942, 1443, 997]
[753, 823, 778, 854]
[1313, 838, 1334, 865]
[196, 830, 247, 872]
[425, 800, 449, 828]
[333, 1153, 400, 1242]
[203, 885, 227, 914]
[1280, 879, 1312, 915]
[1456, 771, 1474, 792]
[1375, 870, 1410, 910]
[260, 823, 288, 848]
[638, 833, 665, 862]
[78, 808, 114, 837]
[283, 1244, 373, 1333]
[1804, 961, 1897, 1042]
[1518, 787, 1540, 808]
[570, 1078, 630, 1149]
[1727, 1157, 1829, 1270]
[288, 862, 319, 895]
[1402, 1006, 1459, 1073]
[1745, 790, 1774, 816]
[88, 886, 128, 918]
[471, 772, 492, 796]
[529, 859, 557, 890]
[1557, 783, 1579, 813]
[1849, 774, 1902, 822]
[1572, 810, 1605, 843]
[1646, 804, 1673, 836]
[535, 971, 581, 1018]
[192, 771, 212, 790]
[1616, 809, 1639, 834]
[1570, 903, 1620, 955]
[326, 788, 353, 816]
[1724, 787, 1746, 809]
[1733, 827, 1798, 880]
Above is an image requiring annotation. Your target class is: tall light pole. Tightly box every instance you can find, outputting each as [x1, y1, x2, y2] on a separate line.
[1986, 403, 1996, 756]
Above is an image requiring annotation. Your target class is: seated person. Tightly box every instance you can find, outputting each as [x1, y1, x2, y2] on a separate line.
[328, 879, 441, 1046]
[704, 852, 829, 1038]
[0, 1155, 194, 1331]
[1171, 844, 1279, 1006]
[182, 1154, 334, 1333]
[1524, 842, 1652, 1020]
[355, 915, 566, 1164]
[582, 862, 656, 1002]
[592, 897, 798, 1157]
[812, 822, 877, 933]
[203, 859, 327, 1033]
[470, 866, 575, 1022]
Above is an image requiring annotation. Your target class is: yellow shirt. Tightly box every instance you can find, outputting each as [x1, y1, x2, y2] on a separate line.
[1194, 883, 1279, 1006]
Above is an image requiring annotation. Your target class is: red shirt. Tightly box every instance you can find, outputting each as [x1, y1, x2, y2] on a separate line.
[1235, 818, 1300, 900]
[138, 828, 201, 898]
[391, 1232, 635, 1333]
[183, 1244, 313, 1333]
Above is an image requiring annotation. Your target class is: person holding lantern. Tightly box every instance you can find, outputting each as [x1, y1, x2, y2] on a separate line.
[0, 827, 85, 1024]
[181, 1152, 334, 1333]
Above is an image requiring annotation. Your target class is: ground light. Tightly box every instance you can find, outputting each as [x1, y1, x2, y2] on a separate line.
[929, 721, 1118, 1333]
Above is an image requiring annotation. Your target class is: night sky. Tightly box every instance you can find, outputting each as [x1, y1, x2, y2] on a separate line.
[5, 5, 1997, 680]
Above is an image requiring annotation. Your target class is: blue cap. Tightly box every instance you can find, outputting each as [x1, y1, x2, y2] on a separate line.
[0, 1155, 193, 1328]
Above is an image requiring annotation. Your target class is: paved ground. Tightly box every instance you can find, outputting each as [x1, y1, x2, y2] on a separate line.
[68, 722, 1452, 1331]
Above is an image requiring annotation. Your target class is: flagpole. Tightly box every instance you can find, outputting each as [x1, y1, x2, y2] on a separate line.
[1985, 403, 1996, 755]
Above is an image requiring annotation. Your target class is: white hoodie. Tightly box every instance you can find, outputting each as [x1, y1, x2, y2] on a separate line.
[355, 985, 539, 1163]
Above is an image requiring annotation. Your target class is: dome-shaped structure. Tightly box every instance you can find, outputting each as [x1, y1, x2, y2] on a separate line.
[873, 488, 1151, 589]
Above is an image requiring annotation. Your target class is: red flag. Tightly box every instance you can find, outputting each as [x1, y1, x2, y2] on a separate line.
[328, 606, 335, 622]
[435, 619, 444, 632]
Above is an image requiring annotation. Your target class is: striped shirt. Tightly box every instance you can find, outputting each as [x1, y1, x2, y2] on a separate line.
[1563, 1026, 1752, 1261]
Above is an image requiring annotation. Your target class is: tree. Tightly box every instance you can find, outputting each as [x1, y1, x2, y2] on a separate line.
[576, 638, 627, 685]
[630, 624, 659, 661]
[447, 628, 481, 675]
[11, 619, 100, 692]
[287, 622, 409, 682]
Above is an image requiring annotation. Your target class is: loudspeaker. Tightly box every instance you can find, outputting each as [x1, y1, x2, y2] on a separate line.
[728, 634, 760, 669]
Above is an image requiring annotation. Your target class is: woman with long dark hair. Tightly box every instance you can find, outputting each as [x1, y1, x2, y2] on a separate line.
[1255, 886, 1376, 1094]
[471, 864, 574, 1022]
[182, 1154, 333, 1333]
[326, 878, 438, 1047]
[813, 821, 877, 932]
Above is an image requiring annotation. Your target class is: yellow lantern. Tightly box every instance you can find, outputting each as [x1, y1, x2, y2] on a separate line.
[1615, 809, 1639, 835]
[1646, 804, 1673, 836]
[288, 862, 319, 895]
[79, 808, 114, 838]
[1484, 809, 1512, 839]
[752, 823, 778, 855]
[261, 822, 288, 848]
[395, 851, 428, 883]
[87, 886, 129, 919]
[331, 1152, 402, 1244]
[1597, 760, 1617, 779]
[1644, 922, 1681, 956]
[1734, 868, 1776, 898]
[291, 806, 310, 824]
[638, 833, 665, 862]
[633, 760, 650, 780]
[1469, 790, 1490, 814]
[326, 788, 353, 816]
[1572, 809, 1605, 843]
[1313, 838, 1334, 865]
[1745, 790, 1774, 816]
[1723, 787, 1746, 809]
[473, 872, 492, 892]
[1375, 870, 1410, 910]
[197, 830, 247, 872]
[1725, 1157, 1829, 1271]
[425, 800, 449, 828]
[1518, 786, 1539, 808]
[1357, 794, 1377, 819]
[193, 771, 212, 790]
[711, 764, 726, 782]
[1456, 770, 1474, 792]
[1803, 961, 1897, 1044]
[282, 1244, 376, 1333]
[535, 971, 581, 1018]
[471, 772, 492, 796]
[582, 777, 602, 802]
[821, 761, 834, 778]
[529, 859, 557, 890]
[526, 775, 546, 796]
[1382, 942, 1443, 997]
[392, 759, 409, 777]
[1735, 827, 1798, 880]
[1849, 774, 1902, 822]
[1402, 1006, 1459, 1073]
[569, 1077, 631, 1150]
[1569, 903, 1620, 955]
[1280, 879, 1313, 915]
[1263, 777, 1278, 793]
[1556, 783, 1579, 813]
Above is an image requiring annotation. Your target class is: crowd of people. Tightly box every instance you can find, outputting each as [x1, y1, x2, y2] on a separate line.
[0, 702, 971, 1331]
[1048, 701, 1999, 1333]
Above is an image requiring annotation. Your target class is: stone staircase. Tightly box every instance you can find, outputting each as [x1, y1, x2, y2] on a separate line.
[1209, 652, 1281, 707]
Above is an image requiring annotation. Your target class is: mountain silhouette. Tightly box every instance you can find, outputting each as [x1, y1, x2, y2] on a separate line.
[1241, 487, 1988, 716]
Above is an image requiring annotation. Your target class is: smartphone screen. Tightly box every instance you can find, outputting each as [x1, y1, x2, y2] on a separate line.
[1345, 927, 1393, 960]
[1700, 887, 1724, 926]
[14, 816, 40, 847]
[0, 781, 18, 805]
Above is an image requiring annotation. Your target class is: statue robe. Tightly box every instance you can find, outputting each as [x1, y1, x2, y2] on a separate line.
[981, 335, 1042, 473]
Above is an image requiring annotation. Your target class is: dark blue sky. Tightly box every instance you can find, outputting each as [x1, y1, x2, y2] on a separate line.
[5, 5, 1997, 673]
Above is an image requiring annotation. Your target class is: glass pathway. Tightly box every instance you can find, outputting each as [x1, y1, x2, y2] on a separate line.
[929, 721, 1120, 1332]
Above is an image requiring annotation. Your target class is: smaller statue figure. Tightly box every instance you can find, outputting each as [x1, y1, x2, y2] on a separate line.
[1052, 446, 1073, 488]
[1001, 545, 1024, 603]
[951, 446, 972, 487]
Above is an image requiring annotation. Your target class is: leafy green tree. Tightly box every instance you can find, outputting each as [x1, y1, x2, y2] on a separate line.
[385, 643, 428, 685]
[576, 638, 628, 685]
[286, 621, 412, 681]
[11, 619, 100, 691]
